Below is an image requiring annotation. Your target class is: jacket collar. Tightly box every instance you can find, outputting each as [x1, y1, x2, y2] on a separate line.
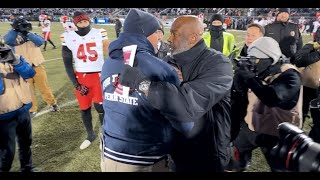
[172, 39, 207, 66]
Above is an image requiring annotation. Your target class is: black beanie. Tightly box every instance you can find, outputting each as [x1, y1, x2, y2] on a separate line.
[277, 8, 290, 15]
[73, 11, 90, 24]
[123, 9, 161, 37]
[210, 14, 224, 24]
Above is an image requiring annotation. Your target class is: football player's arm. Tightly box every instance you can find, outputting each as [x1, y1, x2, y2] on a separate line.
[102, 39, 109, 57]
[40, 21, 45, 28]
[70, 23, 77, 31]
[62, 46, 78, 86]
[100, 28, 109, 57]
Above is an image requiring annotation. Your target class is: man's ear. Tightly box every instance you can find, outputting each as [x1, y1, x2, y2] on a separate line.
[190, 33, 197, 45]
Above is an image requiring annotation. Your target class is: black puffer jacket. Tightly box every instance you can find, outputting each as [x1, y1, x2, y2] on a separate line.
[148, 39, 234, 171]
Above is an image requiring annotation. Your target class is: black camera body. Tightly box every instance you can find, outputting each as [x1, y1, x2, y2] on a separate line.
[0, 47, 15, 64]
[233, 56, 257, 73]
[271, 122, 320, 172]
[11, 17, 32, 33]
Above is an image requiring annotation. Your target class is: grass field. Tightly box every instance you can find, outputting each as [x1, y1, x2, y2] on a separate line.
[0, 21, 314, 172]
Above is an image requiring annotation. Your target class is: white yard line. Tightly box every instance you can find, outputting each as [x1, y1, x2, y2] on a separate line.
[34, 99, 78, 118]
[44, 57, 62, 62]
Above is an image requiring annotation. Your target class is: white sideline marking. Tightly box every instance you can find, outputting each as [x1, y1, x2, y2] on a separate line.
[34, 99, 78, 118]
[44, 58, 62, 62]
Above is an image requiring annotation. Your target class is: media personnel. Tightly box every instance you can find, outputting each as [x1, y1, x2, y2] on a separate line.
[226, 37, 303, 172]
[4, 16, 59, 118]
[0, 39, 37, 172]
[10, 16, 32, 35]
[292, 41, 320, 139]
[271, 122, 320, 172]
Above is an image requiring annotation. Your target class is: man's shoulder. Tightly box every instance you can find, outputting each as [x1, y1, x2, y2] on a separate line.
[203, 47, 229, 62]
[92, 28, 108, 39]
[288, 22, 299, 28]
[223, 31, 235, 37]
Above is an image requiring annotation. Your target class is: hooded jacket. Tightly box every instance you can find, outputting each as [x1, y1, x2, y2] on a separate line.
[100, 32, 186, 165]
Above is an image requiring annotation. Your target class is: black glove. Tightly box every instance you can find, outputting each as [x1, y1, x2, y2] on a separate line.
[0, 47, 20, 65]
[233, 72, 247, 92]
[74, 83, 89, 96]
[235, 67, 256, 82]
[118, 64, 147, 90]
[295, 44, 315, 60]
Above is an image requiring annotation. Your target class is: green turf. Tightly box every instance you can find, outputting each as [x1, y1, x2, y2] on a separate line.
[0, 22, 314, 172]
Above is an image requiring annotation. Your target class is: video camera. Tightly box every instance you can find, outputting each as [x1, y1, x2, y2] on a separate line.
[270, 122, 320, 172]
[11, 17, 32, 33]
[233, 56, 257, 73]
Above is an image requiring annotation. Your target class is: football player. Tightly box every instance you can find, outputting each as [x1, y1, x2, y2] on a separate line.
[40, 15, 56, 51]
[60, 11, 109, 150]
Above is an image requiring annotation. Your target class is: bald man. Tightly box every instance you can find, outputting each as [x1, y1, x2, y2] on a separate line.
[119, 15, 234, 172]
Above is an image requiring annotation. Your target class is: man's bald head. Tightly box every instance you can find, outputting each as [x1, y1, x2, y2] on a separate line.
[168, 15, 204, 55]
[172, 15, 204, 42]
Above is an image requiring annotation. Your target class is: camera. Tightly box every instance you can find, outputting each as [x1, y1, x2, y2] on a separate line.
[0, 47, 15, 64]
[11, 17, 32, 33]
[0, 36, 15, 64]
[233, 56, 257, 73]
[270, 122, 320, 172]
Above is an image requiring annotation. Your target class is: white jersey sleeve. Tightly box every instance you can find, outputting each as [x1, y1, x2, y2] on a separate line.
[99, 28, 108, 40]
[60, 32, 68, 46]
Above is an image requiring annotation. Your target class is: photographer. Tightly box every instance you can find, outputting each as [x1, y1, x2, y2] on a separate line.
[292, 41, 320, 142]
[4, 16, 59, 118]
[227, 37, 302, 172]
[0, 42, 37, 172]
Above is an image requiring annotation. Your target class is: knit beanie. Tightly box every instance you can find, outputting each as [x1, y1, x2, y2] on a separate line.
[247, 37, 282, 65]
[277, 8, 290, 15]
[123, 9, 161, 37]
[73, 11, 90, 25]
[209, 14, 224, 24]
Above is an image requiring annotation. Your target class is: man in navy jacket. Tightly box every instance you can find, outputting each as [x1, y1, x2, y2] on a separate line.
[100, 9, 190, 172]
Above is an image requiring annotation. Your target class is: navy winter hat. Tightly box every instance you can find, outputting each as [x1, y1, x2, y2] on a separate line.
[123, 9, 161, 37]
